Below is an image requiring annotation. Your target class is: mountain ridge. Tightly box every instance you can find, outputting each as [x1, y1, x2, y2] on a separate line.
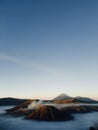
[0, 94, 98, 106]
[0, 97, 28, 106]
[52, 93, 98, 103]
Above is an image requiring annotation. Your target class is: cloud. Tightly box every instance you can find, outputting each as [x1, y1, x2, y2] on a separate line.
[0, 53, 64, 77]
[0, 54, 20, 64]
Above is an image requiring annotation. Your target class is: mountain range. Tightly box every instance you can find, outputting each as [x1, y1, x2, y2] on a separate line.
[6, 95, 98, 122]
[0, 94, 98, 106]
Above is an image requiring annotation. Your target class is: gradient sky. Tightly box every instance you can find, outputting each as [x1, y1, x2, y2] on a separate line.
[0, 0, 98, 99]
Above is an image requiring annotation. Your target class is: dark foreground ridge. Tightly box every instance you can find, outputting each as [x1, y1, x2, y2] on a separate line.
[90, 122, 98, 130]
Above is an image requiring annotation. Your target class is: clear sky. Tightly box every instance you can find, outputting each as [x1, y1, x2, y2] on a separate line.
[0, 0, 98, 99]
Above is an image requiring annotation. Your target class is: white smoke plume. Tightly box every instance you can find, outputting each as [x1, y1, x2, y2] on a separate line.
[27, 100, 44, 110]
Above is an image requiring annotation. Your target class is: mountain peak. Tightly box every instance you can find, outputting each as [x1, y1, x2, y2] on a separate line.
[58, 93, 69, 97]
[53, 93, 71, 100]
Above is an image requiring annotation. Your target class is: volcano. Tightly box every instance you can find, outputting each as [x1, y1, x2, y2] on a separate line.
[27, 105, 72, 121]
[53, 93, 72, 100]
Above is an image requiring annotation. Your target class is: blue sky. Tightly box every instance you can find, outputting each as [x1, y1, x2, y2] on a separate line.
[0, 0, 98, 99]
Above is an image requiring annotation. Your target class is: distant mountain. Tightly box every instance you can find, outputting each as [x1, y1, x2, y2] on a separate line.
[0, 97, 28, 106]
[53, 93, 72, 100]
[52, 93, 98, 104]
[74, 96, 98, 103]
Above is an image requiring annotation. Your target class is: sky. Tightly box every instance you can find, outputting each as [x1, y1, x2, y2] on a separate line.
[0, 0, 98, 99]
